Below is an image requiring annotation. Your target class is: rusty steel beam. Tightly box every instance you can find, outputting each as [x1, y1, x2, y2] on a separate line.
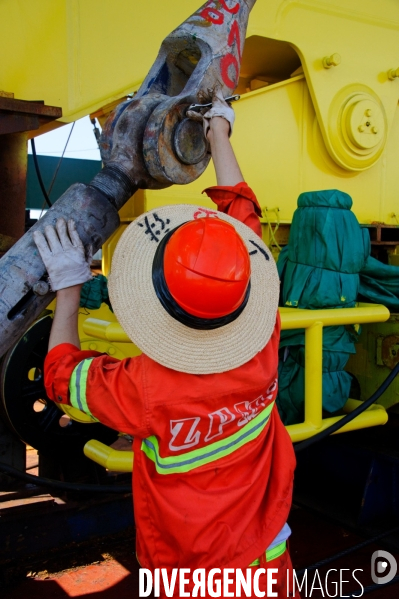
[0, 98, 62, 258]
[0, 134, 27, 253]
[0, 0, 257, 358]
[0, 97, 62, 136]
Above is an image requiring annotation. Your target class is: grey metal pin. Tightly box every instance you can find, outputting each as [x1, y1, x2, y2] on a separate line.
[188, 95, 240, 111]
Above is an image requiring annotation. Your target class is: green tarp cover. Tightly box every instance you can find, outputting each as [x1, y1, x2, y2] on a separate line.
[276, 189, 399, 425]
[359, 256, 399, 312]
[80, 275, 112, 311]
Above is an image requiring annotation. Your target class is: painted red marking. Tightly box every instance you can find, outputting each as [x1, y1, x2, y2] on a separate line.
[193, 208, 219, 219]
[200, 6, 224, 24]
[228, 19, 241, 58]
[221, 53, 239, 88]
[197, 0, 243, 89]
[218, 0, 240, 14]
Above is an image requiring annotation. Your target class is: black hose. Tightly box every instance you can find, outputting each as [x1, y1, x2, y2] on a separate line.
[30, 138, 52, 208]
[347, 574, 399, 596]
[0, 461, 131, 494]
[294, 361, 399, 453]
[3, 339, 399, 494]
[296, 524, 399, 576]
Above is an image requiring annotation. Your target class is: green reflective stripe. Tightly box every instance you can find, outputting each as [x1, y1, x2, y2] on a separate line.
[69, 358, 99, 421]
[266, 540, 287, 562]
[249, 541, 287, 566]
[141, 401, 275, 475]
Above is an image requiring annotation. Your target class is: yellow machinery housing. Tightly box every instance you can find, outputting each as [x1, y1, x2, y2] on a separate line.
[2, 0, 399, 222]
[2, 0, 399, 466]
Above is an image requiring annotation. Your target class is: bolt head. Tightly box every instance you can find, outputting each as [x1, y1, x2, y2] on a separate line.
[32, 281, 50, 296]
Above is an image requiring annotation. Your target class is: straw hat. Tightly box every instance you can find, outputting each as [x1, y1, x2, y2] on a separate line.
[108, 204, 279, 374]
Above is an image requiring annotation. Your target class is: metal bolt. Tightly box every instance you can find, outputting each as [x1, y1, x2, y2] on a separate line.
[32, 281, 50, 296]
[372, 126, 378, 134]
[366, 121, 371, 127]
[388, 67, 399, 80]
[358, 125, 366, 133]
[365, 109, 372, 117]
[323, 53, 341, 69]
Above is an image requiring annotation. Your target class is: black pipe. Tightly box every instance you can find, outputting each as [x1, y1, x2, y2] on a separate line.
[296, 524, 399, 576]
[0, 461, 131, 494]
[348, 574, 399, 596]
[30, 138, 52, 208]
[294, 361, 399, 453]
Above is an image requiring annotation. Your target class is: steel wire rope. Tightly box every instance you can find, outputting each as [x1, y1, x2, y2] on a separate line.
[46, 122, 75, 198]
[31, 121, 75, 214]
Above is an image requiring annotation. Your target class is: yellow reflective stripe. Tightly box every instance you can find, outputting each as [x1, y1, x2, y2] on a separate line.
[141, 401, 275, 475]
[249, 541, 287, 566]
[69, 358, 99, 421]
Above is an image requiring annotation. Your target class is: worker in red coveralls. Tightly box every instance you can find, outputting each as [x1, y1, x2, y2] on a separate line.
[34, 92, 299, 598]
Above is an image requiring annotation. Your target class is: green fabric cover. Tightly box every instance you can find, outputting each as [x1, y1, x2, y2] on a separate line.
[276, 189, 399, 425]
[80, 275, 112, 311]
[358, 255, 399, 312]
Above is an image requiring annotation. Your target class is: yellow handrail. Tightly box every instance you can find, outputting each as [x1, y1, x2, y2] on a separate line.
[84, 439, 133, 472]
[83, 303, 390, 470]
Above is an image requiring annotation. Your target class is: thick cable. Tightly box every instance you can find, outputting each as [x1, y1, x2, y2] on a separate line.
[347, 574, 399, 596]
[30, 138, 52, 208]
[152, 226, 251, 330]
[0, 461, 131, 494]
[294, 361, 399, 453]
[296, 524, 399, 576]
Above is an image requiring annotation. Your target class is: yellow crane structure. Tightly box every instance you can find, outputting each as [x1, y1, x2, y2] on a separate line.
[1, 0, 399, 471]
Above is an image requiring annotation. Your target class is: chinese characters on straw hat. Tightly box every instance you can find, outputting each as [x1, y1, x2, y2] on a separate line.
[108, 204, 279, 375]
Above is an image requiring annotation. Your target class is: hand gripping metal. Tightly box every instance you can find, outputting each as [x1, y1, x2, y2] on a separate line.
[95, 0, 256, 188]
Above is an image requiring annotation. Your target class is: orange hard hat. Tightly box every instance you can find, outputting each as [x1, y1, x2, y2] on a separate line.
[162, 217, 251, 319]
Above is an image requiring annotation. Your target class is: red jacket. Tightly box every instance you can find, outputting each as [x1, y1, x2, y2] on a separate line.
[44, 183, 295, 571]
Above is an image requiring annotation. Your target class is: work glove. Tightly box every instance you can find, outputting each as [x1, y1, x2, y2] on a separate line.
[187, 89, 235, 138]
[33, 218, 93, 291]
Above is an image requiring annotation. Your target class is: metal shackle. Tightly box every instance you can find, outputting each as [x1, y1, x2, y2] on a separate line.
[99, 0, 256, 188]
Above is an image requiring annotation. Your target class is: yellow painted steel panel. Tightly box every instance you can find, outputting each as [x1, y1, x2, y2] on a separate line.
[2, 1, 399, 222]
[143, 75, 399, 224]
[0, 0, 202, 120]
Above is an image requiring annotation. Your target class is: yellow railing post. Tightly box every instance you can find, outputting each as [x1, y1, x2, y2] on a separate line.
[304, 321, 323, 429]
[80, 303, 391, 469]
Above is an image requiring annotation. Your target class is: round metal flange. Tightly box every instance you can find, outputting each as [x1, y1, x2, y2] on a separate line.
[143, 95, 211, 185]
[0, 315, 118, 457]
[174, 118, 208, 165]
[100, 93, 173, 190]
[328, 85, 388, 171]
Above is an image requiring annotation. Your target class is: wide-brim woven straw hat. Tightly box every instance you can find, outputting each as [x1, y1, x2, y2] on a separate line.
[108, 204, 280, 374]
